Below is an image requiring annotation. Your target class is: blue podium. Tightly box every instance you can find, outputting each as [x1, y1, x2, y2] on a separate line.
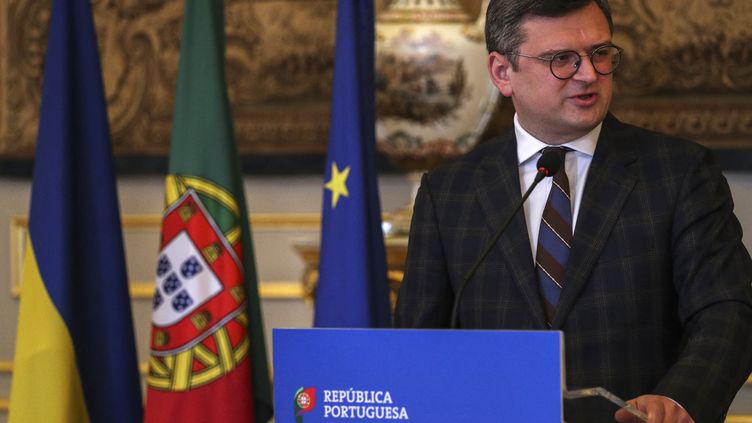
[273, 329, 564, 422]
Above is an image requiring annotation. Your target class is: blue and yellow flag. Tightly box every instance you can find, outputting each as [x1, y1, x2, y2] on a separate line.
[8, 0, 142, 421]
[314, 0, 391, 328]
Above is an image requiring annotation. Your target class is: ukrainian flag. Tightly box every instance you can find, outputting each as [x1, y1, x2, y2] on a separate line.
[8, 0, 142, 421]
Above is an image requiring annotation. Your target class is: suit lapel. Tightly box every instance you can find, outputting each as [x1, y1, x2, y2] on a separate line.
[551, 116, 639, 328]
[475, 132, 548, 328]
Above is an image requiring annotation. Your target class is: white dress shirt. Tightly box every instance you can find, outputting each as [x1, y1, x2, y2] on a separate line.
[514, 114, 600, 263]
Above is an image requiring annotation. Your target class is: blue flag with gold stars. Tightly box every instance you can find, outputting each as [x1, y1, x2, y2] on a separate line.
[314, 0, 391, 328]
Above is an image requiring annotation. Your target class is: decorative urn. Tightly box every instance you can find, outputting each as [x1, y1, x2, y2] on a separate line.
[375, 0, 498, 172]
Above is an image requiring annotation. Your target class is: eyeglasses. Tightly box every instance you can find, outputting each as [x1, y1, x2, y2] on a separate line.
[508, 44, 623, 80]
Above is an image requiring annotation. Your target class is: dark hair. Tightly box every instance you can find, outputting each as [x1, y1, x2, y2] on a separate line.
[485, 0, 614, 68]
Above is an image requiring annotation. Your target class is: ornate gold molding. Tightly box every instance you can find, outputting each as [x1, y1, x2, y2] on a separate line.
[610, 97, 752, 149]
[125, 280, 304, 300]
[9, 213, 319, 299]
[293, 237, 407, 308]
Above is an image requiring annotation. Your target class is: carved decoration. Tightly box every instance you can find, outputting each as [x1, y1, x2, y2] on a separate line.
[0, 0, 337, 159]
[1, 0, 751, 160]
[608, 0, 752, 148]
[611, 0, 752, 95]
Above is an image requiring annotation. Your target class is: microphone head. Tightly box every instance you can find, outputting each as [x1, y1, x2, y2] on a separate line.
[536, 149, 564, 176]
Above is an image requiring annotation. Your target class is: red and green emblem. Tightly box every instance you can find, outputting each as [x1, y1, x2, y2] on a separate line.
[148, 176, 249, 392]
[295, 387, 317, 422]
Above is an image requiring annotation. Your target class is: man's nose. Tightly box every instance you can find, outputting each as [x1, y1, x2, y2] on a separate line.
[571, 56, 599, 83]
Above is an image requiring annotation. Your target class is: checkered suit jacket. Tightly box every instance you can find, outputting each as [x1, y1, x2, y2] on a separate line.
[394, 114, 752, 422]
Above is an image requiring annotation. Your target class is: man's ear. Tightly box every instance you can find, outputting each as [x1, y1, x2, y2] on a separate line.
[488, 51, 513, 97]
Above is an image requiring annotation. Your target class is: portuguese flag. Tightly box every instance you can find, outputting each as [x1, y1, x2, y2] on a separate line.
[143, 0, 273, 422]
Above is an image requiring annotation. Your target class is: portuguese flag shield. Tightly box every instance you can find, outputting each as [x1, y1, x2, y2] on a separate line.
[144, 1, 273, 422]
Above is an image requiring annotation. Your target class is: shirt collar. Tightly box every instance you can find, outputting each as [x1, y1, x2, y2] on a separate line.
[514, 113, 600, 166]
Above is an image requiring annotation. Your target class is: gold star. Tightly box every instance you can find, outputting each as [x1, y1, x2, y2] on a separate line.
[324, 161, 350, 208]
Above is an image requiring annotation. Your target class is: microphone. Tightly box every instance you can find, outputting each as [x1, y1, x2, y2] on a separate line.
[449, 148, 564, 329]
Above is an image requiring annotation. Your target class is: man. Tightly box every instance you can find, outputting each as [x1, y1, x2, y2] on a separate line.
[393, 1, 752, 422]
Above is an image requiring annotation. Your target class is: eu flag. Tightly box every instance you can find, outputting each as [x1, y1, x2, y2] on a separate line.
[9, 0, 142, 421]
[314, 0, 391, 328]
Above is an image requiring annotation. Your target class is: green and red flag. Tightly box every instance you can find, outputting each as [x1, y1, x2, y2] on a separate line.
[143, 0, 273, 421]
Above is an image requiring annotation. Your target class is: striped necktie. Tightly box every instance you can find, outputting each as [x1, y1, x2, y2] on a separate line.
[536, 147, 572, 325]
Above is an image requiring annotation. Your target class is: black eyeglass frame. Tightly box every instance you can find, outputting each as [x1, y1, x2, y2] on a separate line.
[505, 44, 624, 80]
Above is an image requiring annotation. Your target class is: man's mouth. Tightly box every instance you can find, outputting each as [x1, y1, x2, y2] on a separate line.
[570, 92, 598, 106]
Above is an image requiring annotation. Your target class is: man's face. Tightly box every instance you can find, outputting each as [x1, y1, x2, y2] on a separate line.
[489, 2, 614, 143]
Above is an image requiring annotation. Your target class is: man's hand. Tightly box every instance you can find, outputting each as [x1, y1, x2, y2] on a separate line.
[614, 395, 694, 423]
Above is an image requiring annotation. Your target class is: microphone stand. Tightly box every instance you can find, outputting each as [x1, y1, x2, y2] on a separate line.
[448, 147, 563, 329]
